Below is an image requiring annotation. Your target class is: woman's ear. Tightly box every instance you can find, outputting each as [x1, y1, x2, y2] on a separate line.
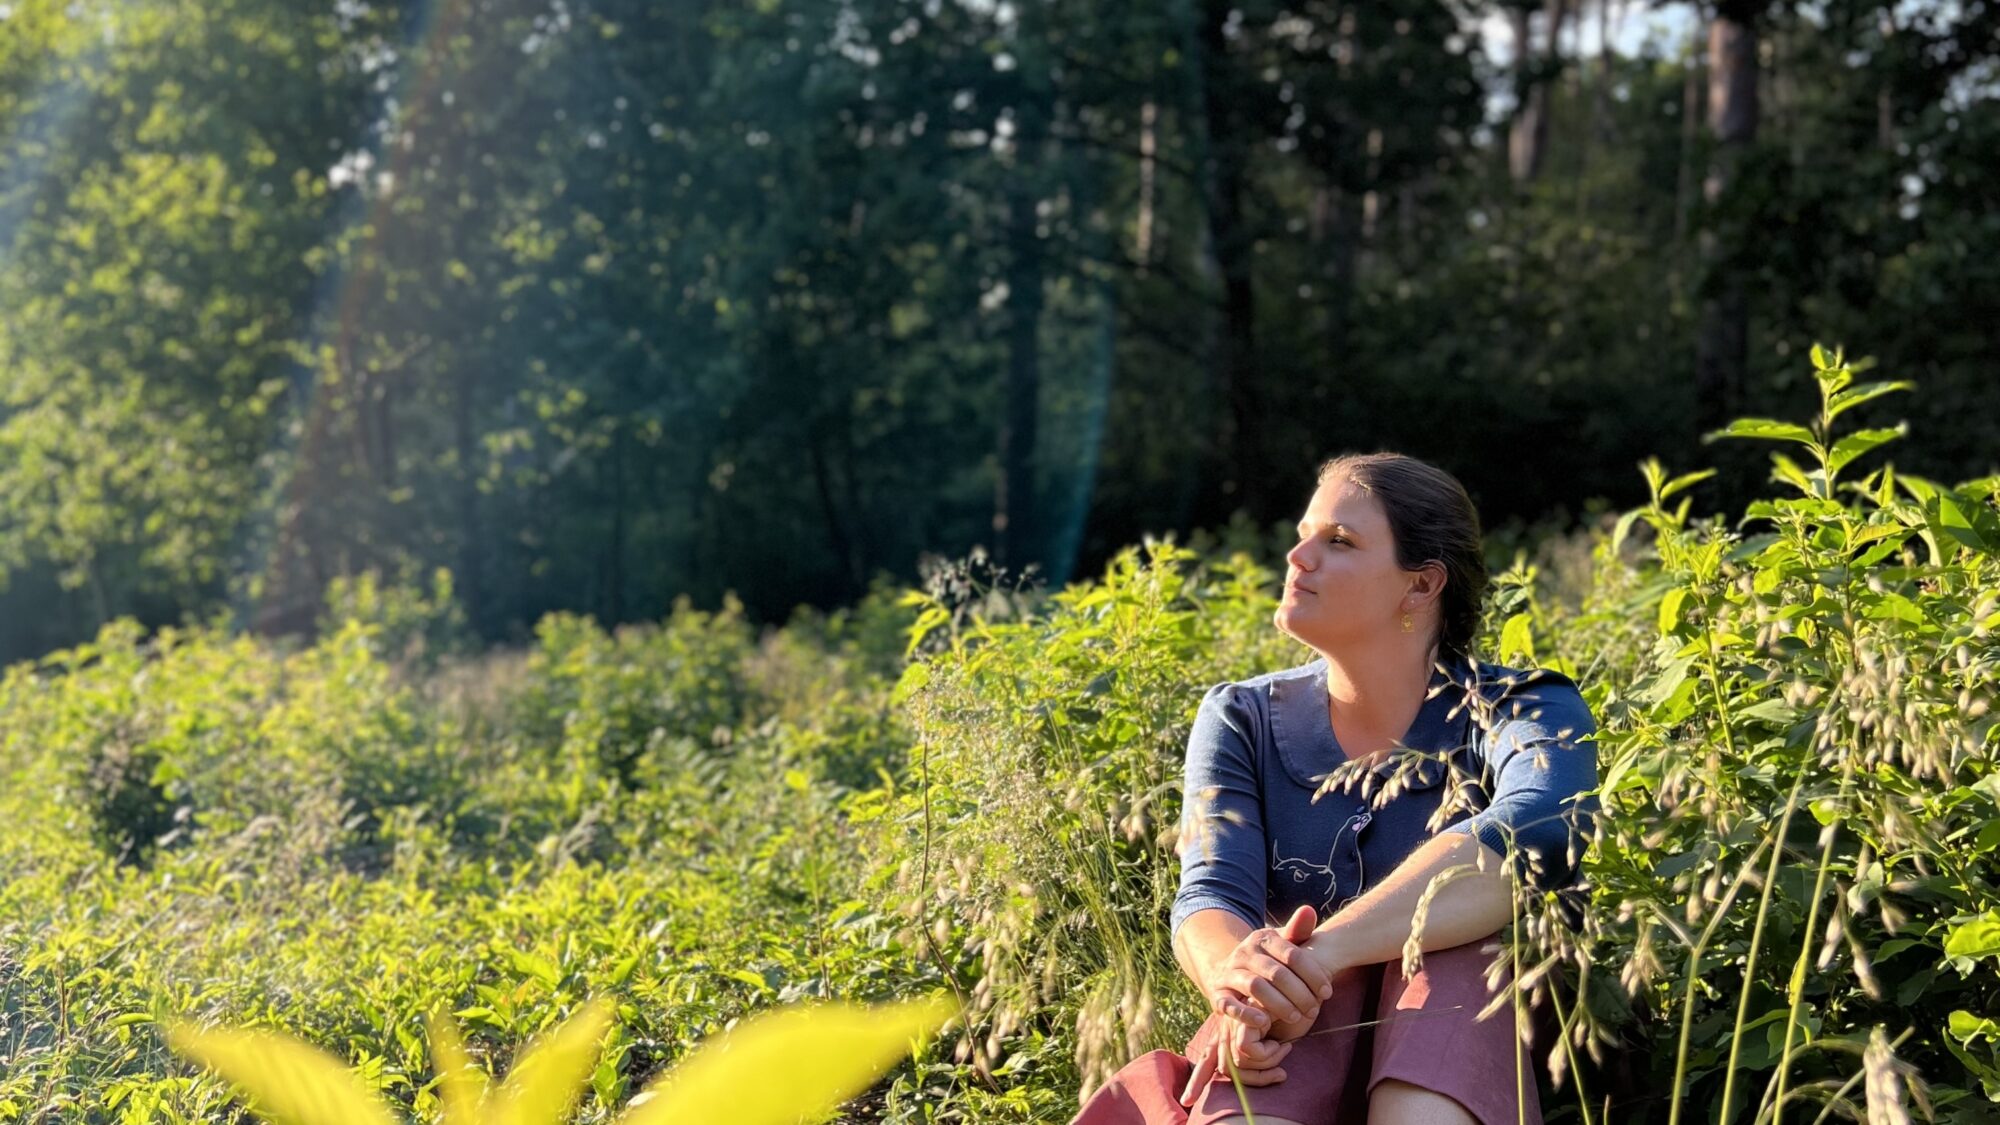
[1405, 562, 1447, 610]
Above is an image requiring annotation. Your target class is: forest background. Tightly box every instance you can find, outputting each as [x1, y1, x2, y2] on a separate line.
[3, 0, 1997, 662]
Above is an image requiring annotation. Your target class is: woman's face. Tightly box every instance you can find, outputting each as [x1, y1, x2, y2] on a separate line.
[1274, 475, 1419, 653]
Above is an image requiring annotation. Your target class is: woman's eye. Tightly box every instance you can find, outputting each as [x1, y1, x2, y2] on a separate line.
[1327, 536, 1349, 546]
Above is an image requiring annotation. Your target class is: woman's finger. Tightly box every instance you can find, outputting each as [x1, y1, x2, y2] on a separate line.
[1215, 967, 1299, 1023]
[1225, 942, 1321, 1019]
[1240, 975, 1303, 1024]
[1243, 954, 1316, 1020]
[1179, 1040, 1219, 1107]
[1259, 935, 1334, 1000]
[1211, 992, 1269, 1029]
[1235, 1037, 1293, 1070]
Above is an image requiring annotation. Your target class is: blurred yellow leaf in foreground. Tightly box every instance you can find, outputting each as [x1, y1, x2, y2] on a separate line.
[618, 994, 955, 1125]
[167, 993, 954, 1125]
[165, 1024, 401, 1125]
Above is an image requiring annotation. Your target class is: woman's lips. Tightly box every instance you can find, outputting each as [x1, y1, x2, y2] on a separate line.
[1286, 581, 1317, 596]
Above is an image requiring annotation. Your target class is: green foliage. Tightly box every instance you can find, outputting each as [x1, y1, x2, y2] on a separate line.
[856, 347, 2000, 1122]
[324, 570, 472, 672]
[510, 597, 760, 789]
[0, 590, 931, 1121]
[862, 543, 1303, 1110]
[4, 348, 1999, 1123]
[1512, 348, 2000, 1123]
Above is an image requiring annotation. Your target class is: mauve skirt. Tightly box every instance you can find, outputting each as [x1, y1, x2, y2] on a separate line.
[1071, 939, 1543, 1125]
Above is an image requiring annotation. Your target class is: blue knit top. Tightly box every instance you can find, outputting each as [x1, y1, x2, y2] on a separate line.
[1170, 659, 1599, 937]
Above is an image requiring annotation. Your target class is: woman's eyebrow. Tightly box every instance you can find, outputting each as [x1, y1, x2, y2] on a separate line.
[1297, 519, 1356, 538]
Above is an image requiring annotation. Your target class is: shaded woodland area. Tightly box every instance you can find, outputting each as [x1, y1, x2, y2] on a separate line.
[2, 0, 1996, 661]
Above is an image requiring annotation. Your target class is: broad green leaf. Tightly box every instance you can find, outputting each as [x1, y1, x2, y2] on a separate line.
[1951, 1011, 2000, 1046]
[487, 999, 614, 1125]
[1933, 492, 1988, 551]
[1945, 914, 2000, 963]
[618, 995, 954, 1125]
[509, 950, 563, 989]
[1863, 591, 1926, 625]
[1826, 425, 1907, 478]
[1896, 474, 1941, 506]
[1826, 380, 1914, 422]
[891, 661, 932, 705]
[1941, 1036, 2000, 1100]
[1659, 468, 1716, 502]
[166, 1024, 399, 1125]
[1657, 587, 1688, 636]
[1707, 418, 1817, 446]
[1768, 453, 1818, 497]
[1633, 653, 1691, 707]
[428, 1008, 488, 1125]
[1876, 462, 1898, 506]
[1497, 612, 1535, 665]
[1609, 507, 1644, 558]
[723, 968, 774, 992]
[1734, 698, 1796, 726]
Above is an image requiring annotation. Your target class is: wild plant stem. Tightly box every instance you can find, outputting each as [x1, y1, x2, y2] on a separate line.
[1544, 968, 1596, 1125]
[1666, 832, 1775, 1125]
[1719, 774, 1806, 1123]
[1667, 949, 1703, 1125]
[1803, 1026, 1914, 1125]
[1225, 1052, 1260, 1125]
[1770, 760, 1855, 1124]
[1513, 880, 1527, 1125]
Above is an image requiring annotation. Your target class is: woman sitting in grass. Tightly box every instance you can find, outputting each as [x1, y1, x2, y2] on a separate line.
[1073, 453, 1600, 1125]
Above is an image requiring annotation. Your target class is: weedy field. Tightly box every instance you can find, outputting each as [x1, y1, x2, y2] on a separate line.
[2, 349, 1996, 1123]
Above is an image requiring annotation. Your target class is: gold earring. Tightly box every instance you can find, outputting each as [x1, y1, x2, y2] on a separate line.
[1400, 612, 1414, 633]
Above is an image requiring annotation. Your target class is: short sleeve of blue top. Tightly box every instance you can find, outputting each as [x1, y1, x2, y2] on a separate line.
[1170, 659, 1600, 937]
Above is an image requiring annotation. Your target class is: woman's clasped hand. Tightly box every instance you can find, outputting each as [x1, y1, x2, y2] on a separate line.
[1177, 904, 1327, 1107]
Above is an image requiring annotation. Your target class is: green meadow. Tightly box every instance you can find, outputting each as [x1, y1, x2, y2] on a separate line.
[3, 353, 1996, 1122]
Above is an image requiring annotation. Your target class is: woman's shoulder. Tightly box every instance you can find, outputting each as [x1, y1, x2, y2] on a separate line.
[1199, 658, 1325, 708]
[1189, 658, 1325, 738]
[1448, 660, 1596, 732]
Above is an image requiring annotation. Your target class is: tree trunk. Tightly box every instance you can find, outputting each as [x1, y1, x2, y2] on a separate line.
[996, 86, 1047, 573]
[1192, 0, 1260, 521]
[1671, 39, 1704, 257]
[1876, 6, 1898, 153]
[1134, 100, 1157, 269]
[1313, 184, 1361, 366]
[1509, 0, 1568, 183]
[1694, 3, 1759, 435]
[606, 423, 626, 623]
[807, 421, 859, 595]
[451, 360, 483, 632]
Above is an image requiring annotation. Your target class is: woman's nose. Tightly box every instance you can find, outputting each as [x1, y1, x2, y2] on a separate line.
[1286, 539, 1314, 569]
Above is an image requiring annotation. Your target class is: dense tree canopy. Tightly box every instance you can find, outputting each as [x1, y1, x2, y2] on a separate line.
[2, 0, 1996, 660]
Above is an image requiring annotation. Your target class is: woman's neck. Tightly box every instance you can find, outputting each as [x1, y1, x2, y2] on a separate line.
[1318, 638, 1437, 760]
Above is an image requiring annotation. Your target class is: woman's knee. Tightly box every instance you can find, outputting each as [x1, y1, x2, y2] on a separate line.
[1368, 1079, 1479, 1125]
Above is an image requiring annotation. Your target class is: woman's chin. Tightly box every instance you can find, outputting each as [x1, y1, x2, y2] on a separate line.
[1273, 603, 1314, 638]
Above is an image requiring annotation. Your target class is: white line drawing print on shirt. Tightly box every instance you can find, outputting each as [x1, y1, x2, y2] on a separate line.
[1270, 809, 1372, 915]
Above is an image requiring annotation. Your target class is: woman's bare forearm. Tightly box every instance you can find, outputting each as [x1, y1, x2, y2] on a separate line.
[1301, 832, 1513, 977]
[1172, 908, 1255, 997]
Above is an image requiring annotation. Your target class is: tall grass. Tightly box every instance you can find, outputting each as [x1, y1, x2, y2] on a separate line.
[877, 347, 1999, 1122]
[1, 346, 1994, 1122]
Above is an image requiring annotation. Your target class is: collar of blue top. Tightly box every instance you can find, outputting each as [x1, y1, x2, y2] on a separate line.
[1268, 658, 1510, 793]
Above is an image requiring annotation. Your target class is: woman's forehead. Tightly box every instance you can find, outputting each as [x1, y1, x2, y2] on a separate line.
[1303, 476, 1388, 529]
